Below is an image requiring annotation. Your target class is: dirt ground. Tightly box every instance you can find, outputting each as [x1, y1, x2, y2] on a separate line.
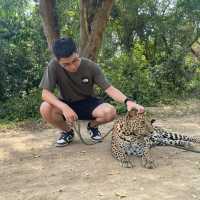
[0, 100, 200, 200]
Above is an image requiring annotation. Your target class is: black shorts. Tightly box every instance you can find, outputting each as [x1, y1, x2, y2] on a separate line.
[60, 97, 104, 120]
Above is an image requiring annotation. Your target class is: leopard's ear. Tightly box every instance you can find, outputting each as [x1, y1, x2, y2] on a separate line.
[127, 108, 137, 117]
[151, 119, 156, 124]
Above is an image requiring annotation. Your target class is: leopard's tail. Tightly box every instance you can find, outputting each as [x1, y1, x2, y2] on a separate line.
[152, 126, 200, 153]
[154, 126, 200, 144]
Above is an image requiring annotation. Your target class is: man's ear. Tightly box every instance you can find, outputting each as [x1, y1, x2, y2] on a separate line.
[151, 119, 156, 124]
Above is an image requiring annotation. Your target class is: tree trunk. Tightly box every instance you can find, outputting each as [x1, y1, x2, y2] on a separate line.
[39, 0, 60, 50]
[80, 0, 114, 61]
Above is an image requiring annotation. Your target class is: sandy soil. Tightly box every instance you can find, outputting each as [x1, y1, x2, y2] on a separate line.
[0, 101, 200, 200]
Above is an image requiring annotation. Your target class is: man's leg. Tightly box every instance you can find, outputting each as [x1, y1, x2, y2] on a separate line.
[86, 103, 116, 140]
[90, 103, 117, 127]
[40, 101, 74, 146]
[40, 101, 71, 131]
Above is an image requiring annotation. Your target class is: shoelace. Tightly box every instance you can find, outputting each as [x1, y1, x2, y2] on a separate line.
[89, 127, 101, 137]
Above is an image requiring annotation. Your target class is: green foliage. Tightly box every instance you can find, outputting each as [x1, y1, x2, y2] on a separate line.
[0, 0, 49, 121]
[100, 0, 200, 106]
[100, 42, 159, 105]
[0, 0, 48, 101]
[56, 0, 80, 42]
[0, 89, 41, 121]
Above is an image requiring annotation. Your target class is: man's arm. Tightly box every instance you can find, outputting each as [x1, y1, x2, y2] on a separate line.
[42, 89, 66, 110]
[42, 89, 78, 122]
[105, 85, 144, 113]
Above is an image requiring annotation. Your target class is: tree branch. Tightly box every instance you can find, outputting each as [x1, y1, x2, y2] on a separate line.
[80, 0, 114, 61]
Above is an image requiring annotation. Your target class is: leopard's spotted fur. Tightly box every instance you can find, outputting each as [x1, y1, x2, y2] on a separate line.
[111, 109, 155, 168]
[111, 109, 200, 169]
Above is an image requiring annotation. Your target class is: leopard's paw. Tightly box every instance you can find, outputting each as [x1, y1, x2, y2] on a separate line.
[142, 159, 157, 169]
[120, 160, 135, 168]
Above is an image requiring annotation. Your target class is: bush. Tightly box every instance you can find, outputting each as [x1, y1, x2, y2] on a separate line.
[0, 89, 42, 121]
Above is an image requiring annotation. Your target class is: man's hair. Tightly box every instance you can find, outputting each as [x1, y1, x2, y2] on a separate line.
[52, 37, 77, 60]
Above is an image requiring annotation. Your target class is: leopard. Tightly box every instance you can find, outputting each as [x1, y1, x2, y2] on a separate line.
[111, 109, 200, 169]
[111, 108, 155, 168]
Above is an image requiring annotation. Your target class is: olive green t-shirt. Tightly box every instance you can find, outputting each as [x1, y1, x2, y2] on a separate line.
[39, 57, 111, 102]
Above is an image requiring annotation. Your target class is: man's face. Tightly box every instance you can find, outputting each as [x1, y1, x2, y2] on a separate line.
[58, 53, 81, 72]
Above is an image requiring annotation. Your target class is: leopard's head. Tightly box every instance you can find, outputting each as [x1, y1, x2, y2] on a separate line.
[126, 108, 154, 137]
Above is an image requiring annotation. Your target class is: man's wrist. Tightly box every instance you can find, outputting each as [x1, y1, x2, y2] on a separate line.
[124, 97, 134, 105]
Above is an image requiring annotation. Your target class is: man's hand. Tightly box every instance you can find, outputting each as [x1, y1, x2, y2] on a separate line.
[104, 86, 144, 113]
[126, 101, 144, 113]
[61, 105, 78, 124]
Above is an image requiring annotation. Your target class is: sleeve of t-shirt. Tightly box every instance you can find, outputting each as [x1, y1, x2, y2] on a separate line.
[93, 64, 111, 90]
[39, 64, 57, 92]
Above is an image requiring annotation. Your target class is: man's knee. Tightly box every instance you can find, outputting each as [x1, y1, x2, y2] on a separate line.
[92, 103, 117, 122]
[40, 102, 51, 116]
[104, 105, 117, 121]
[40, 101, 64, 123]
[40, 102, 58, 122]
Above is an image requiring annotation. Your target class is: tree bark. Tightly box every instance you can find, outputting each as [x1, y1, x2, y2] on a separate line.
[80, 0, 114, 61]
[39, 0, 60, 50]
